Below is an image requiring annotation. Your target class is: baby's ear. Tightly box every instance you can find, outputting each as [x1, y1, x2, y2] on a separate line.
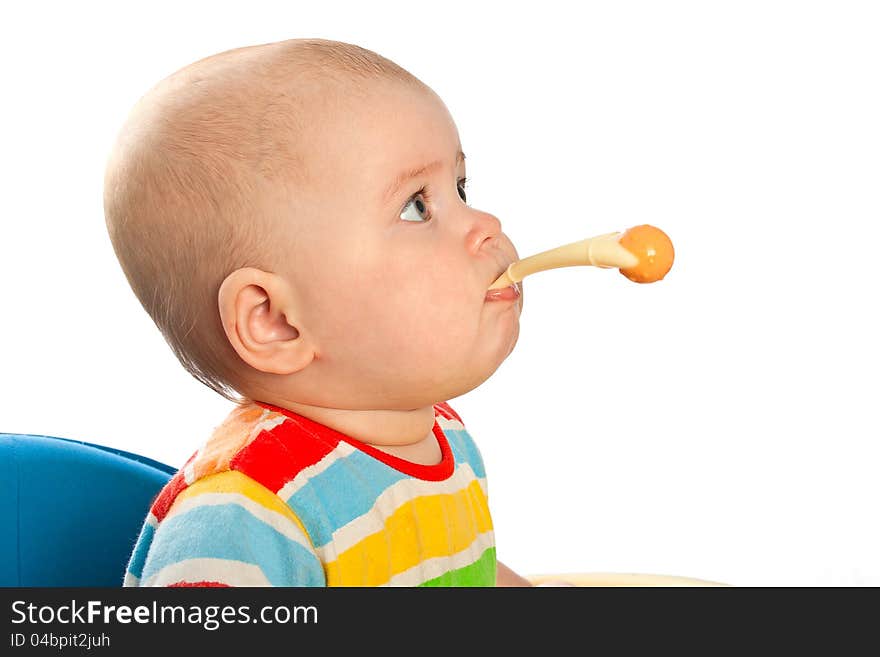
[218, 267, 315, 375]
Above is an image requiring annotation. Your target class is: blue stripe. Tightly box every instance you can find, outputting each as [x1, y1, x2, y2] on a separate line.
[285, 450, 407, 547]
[283, 426, 486, 547]
[443, 428, 486, 478]
[125, 521, 156, 580]
[140, 504, 325, 586]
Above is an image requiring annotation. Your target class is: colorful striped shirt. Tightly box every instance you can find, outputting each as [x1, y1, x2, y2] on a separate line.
[123, 400, 496, 587]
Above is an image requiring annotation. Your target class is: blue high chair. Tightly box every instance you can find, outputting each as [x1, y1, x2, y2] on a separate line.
[0, 433, 176, 587]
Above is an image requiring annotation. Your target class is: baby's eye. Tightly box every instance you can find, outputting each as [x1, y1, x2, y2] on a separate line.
[400, 189, 430, 223]
[399, 178, 469, 223]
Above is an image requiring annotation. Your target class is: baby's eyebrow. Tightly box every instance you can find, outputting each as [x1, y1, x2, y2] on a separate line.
[382, 150, 466, 205]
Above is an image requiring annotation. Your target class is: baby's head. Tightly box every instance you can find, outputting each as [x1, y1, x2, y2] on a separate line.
[104, 38, 522, 412]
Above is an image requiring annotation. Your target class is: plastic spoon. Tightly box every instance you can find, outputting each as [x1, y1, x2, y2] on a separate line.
[488, 224, 674, 290]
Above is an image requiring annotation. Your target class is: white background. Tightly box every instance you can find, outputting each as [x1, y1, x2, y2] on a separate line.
[2, 1, 878, 587]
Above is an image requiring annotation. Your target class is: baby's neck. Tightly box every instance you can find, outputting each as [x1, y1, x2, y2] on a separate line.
[254, 397, 442, 465]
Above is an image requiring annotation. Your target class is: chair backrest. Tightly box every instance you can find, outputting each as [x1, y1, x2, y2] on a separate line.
[0, 433, 176, 587]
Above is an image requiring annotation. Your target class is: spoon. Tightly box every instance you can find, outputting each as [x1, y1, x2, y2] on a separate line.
[488, 224, 674, 289]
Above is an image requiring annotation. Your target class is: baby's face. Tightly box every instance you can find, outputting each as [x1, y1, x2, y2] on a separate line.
[272, 80, 522, 409]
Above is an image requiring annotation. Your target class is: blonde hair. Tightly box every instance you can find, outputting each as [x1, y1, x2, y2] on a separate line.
[104, 38, 422, 402]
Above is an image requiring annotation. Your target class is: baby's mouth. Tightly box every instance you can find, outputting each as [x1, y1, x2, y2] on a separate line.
[484, 281, 521, 302]
[484, 259, 520, 302]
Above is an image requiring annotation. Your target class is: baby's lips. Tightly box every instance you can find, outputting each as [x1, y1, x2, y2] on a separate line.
[484, 281, 521, 302]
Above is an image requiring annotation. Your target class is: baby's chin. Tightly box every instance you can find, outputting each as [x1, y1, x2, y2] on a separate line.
[378, 355, 520, 409]
[441, 341, 521, 401]
[437, 316, 521, 398]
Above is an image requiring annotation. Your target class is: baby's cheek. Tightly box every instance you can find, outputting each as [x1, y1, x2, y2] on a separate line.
[338, 261, 474, 349]
[377, 293, 466, 356]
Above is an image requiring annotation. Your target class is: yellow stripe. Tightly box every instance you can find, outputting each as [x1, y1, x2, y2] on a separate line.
[174, 470, 310, 539]
[325, 479, 492, 586]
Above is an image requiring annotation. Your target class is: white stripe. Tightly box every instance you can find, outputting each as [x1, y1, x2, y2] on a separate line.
[436, 414, 465, 432]
[384, 530, 496, 586]
[316, 463, 486, 559]
[183, 458, 198, 485]
[276, 441, 357, 500]
[123, 572, 140, 587]
[143, 558, 272, 587]
[166, 491, 315, 553]
[249, 410, 287, 440]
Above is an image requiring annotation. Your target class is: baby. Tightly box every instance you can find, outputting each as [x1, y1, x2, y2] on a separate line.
[105, 38, 530, 587]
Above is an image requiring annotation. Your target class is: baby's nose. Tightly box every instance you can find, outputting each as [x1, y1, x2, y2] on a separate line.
[467, 210, 503, 254]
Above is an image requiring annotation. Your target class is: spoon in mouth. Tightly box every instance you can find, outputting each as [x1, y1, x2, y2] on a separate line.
[488, 224, 674, 290]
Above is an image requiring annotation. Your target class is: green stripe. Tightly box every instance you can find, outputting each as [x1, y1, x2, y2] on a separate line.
[419, 547, 496, 587]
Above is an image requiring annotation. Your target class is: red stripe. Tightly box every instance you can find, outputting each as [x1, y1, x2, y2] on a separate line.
[250, 400, 456, 482]
[167, 581, 230, 587]
[435, 401, 464, 424]
[233, 402, 342, 492]
[314, 418, 455, 482]
[150, 471, 189, 522]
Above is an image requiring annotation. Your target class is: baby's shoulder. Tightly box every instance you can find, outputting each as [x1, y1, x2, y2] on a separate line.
[149, 403, 291, 521]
